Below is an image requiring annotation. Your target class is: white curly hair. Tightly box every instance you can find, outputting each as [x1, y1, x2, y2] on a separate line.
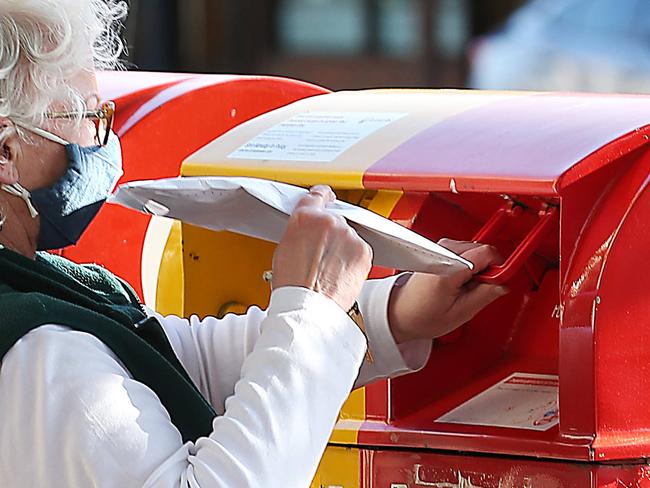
[0, 0, 127, 130]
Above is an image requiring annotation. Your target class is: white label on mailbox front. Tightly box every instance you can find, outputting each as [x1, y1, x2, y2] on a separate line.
[436, 372, 559, 431]
[228, 111, 406, 162]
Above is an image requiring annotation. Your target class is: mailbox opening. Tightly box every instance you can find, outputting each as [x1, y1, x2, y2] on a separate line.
[371, 190, 562, 430]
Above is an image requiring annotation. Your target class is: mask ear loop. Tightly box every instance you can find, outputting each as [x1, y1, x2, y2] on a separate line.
[0, 121, 40, 219]
[0, 183, 38, 218]
[12, 120, 69, 146]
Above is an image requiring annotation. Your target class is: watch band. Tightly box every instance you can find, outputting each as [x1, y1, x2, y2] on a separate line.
[348, 301, 373, 363]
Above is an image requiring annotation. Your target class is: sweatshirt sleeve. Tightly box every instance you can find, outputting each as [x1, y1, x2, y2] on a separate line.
[156, 276, 432, 413]
[174, 286, 368, 487]
[355, 274, 432, 385]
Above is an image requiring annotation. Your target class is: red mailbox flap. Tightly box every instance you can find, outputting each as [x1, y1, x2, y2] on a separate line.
[364, 92, 650, 195]
[183, 90, 650, 195]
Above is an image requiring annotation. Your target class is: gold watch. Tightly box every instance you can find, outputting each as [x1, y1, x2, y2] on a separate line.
[348, 301, 373, 363]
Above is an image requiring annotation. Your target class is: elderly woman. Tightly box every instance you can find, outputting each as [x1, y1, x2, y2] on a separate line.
[0, 1, 506, 487]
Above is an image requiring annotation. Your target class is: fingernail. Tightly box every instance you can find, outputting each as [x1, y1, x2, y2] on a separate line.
[496, 286, 509, 295]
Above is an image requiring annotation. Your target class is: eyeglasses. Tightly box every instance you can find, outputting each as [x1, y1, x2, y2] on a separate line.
[46, 101, 116, 147]
[14, 100, 116, 147]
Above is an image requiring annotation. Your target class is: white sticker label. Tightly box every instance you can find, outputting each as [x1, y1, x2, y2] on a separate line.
[436, 373, 559, 431]
[228, 111, 406, 162]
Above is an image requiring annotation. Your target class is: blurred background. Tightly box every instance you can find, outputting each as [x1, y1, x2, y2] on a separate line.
[124, 0, 650, 93]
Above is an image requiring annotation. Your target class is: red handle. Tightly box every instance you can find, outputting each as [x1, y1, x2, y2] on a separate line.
[473, 206, 558, 285]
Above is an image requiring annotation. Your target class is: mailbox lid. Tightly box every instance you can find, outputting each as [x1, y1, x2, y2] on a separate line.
[183, 90, 650, 194]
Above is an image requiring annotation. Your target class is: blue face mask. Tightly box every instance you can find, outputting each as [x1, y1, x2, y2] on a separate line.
[1, 130, 123, 250]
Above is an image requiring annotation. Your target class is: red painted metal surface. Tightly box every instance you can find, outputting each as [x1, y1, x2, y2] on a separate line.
[564, 147, 650, 460]
[475, 205, 559, 284]
[61, 72, 328, 297]
[363, 92, 650, 195]
[366, 449, 650, 487]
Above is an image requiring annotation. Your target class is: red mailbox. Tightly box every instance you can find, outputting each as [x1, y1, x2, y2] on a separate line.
[357, 92, 650, 464]
[176, 89, 650, 486]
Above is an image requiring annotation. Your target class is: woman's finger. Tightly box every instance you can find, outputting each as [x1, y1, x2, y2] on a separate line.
[293, 185, 336, 212]
[441, 244, 502, 288]
[461, 244, 503, 274]
[437, 238, 485, 255]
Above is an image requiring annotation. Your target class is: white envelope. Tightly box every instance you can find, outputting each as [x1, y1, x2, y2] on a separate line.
[109, 176, 472, 274]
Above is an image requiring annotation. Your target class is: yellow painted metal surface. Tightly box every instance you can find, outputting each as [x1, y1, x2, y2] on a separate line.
[181, 224, 274, 318]
[310, 446, 360, 488]
[155, 220, 185, 317]
[363, 189, 403, 216]
[331, 390, 366, 445]
[182, 163, 365, 190]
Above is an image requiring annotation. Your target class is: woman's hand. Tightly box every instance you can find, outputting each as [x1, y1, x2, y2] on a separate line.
[388, 239, 509, 343]
[272, 185, 373, 312]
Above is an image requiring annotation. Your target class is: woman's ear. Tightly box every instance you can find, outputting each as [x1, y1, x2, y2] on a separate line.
[0, 118, 19, 185]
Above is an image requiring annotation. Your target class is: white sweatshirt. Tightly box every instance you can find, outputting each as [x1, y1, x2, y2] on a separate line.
[0, 277, 431, 487]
